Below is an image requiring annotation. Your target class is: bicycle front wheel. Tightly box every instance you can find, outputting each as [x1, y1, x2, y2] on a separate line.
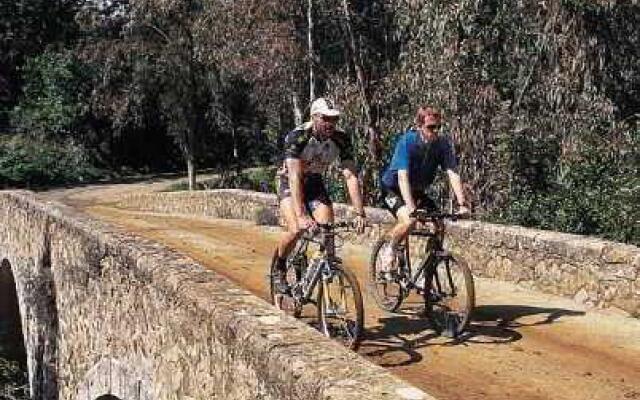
[269, 249, 304, 317]
[368, 237, 407, 312]
[425, 255, 475, 338]
[317, 265, 364, 350]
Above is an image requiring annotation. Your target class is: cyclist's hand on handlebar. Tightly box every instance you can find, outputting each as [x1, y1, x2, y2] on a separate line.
[407, 206, 419, 220]
[297, 214, 316, 231]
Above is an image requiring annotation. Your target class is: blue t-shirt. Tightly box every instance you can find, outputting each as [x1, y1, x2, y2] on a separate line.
[381, 129, 458, 192]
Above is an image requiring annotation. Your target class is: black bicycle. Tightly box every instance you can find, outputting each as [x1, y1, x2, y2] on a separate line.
[368, 210, 475, 337]
[268, 222, 364, 350]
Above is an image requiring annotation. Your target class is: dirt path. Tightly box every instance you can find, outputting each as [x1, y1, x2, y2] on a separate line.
[46, 184, 640, 400]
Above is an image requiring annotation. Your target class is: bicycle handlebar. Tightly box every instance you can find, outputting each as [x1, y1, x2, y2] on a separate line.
[318, 221, 353, 229]
[299, 220, 359, 242]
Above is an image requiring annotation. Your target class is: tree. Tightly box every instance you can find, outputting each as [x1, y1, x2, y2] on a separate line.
[0, 0, 82, 126]
[10, 50, 88, 138]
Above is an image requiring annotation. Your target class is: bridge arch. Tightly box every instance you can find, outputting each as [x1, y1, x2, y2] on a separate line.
[76, 357, 152, 400]
[0, 258, 28, 392]
[0, 225, 60, 399]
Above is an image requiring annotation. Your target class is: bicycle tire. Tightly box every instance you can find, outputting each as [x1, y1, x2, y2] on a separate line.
[368, 237, 407, 312]
[317, 265, 364, 350]
[268, 249, 304, 317]
[424, 255, 475, 338]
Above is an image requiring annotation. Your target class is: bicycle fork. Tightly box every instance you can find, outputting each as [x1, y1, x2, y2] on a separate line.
[298, 258, 326, 303]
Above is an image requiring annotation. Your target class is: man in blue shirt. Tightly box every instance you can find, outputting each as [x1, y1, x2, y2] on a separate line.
[380, 106, 469, 270]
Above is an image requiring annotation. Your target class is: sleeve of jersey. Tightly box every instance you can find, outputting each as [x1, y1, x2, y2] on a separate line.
[391, 135, 410, 171]
[283, 130, 306, 160]
[441, 138, 458, 172]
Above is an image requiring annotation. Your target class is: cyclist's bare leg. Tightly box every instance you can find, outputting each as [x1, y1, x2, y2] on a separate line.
[311, 202, 335, 256]
[310, 202, 334, 224]
[277, 197, 301, 258]
[272, 197, 302, 295]
[386, 205, 417, 248]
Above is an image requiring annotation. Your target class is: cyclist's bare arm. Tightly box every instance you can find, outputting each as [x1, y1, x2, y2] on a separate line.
[445, 169, 469, 214]
[342, 162, 367, 233]
[341, 162, 365, 217]
[398, 169, 417, 214]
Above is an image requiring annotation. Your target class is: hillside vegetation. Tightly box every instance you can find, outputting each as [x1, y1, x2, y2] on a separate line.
[1, 0, 638, 244]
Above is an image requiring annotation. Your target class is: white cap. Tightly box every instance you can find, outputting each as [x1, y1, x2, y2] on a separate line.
[310, 98, 341, 117]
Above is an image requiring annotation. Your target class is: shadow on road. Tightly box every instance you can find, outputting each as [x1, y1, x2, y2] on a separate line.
[473, 304, 586, 327]
[455, 304, 585, 345]
[360, 302, 585, 367]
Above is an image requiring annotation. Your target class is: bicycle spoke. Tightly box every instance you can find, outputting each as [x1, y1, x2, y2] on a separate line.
[318, 267, 363, 349]
[368, 238, 407, 312]
[425, 256, 475, 337]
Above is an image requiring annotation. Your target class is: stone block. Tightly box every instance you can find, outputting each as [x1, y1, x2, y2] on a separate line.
[602, 244, 639, 264]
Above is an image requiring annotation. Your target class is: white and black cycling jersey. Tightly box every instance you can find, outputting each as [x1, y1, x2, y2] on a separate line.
[281, 122, 354, 175]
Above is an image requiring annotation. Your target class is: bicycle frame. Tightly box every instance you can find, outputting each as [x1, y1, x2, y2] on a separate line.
[289, 226, 342, 304]
[402, 221, 446, 287]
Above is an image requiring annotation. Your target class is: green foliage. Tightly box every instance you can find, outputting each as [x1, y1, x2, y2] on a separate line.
[1, 0, 638, 245]
[0, 358, 28, 400]
[10, 51, 89, 137]
[0, 0, 81, 120]
[165, 167, 277, 193]
[0, 135, 104, 187]
[244, 167, 278, 193]
[488, 125, 640, 245]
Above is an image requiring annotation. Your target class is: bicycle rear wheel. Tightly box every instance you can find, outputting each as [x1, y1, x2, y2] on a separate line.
[317, 265, 364, 350]
[425, 255, 475, 338]
[368, 237, 407, 312]
[269, 249, 305, 317]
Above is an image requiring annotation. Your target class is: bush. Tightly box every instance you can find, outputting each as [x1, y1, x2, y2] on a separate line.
[0, 135, 104, 188]
[165, 167, 278, 193]
[10, 50, 89, 138]
[0, 357, 28, 400]
[487, 125, 640, 245]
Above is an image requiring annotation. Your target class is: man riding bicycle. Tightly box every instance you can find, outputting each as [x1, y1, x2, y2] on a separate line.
[273, 97, 367, 294]
[380, 106, 469, 270]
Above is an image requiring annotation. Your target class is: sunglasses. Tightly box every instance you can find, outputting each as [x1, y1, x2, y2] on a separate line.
[320, 115, 340, 123]
[425, 124, 441, 130]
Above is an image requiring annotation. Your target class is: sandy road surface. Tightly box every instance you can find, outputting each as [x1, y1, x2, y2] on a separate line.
[45, 183, 640, 400]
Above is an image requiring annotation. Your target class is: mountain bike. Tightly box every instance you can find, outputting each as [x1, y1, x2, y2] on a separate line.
[268, 222, 364, 350]
[368, 209, 475, 338]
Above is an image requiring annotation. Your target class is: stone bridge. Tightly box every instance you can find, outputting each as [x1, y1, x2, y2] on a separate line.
[0, 191, 431, 400]
[1, 189, 638, 399]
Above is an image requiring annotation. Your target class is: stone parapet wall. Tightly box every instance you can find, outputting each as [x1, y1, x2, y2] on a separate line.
[118, 189, 639, 316]
[0, 190, 432, 400]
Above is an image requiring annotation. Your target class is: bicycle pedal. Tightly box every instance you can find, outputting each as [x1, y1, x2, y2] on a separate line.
[399, 279, 411, 290]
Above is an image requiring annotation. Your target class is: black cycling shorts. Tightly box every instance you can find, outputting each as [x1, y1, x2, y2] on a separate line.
[381, 186, 437, 218]
[278, 173, 332, 213]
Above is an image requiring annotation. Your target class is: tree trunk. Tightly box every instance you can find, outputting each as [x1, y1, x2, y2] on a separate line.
[292, 90, 303, 125]
[308, 0, 316, 101]
[231, 126, 238, 160]
[187, 155, 196, 191]
[340, 0, 381, 204]
[340, 0, 371, 126]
